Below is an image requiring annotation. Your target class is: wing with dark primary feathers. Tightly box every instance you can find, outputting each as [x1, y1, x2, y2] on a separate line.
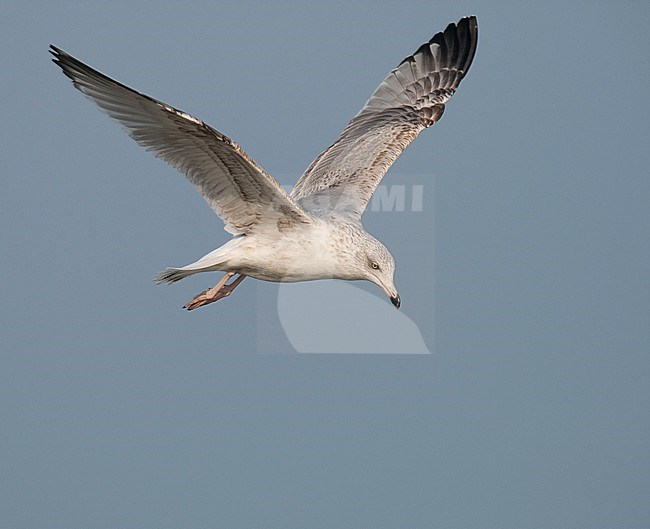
[50, 45, 311, 235]
[290, 16, 478, 219]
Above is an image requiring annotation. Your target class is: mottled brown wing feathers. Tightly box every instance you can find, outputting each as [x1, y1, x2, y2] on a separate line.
[290, 16, 478, 218]
[50, 45, 311, 234]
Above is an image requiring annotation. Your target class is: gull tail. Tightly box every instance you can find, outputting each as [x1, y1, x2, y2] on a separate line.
[155, 267, 203, 284]
[155, 245, 233, 284]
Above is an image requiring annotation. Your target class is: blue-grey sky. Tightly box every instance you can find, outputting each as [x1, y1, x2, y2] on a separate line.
[1, 1, 649, 527]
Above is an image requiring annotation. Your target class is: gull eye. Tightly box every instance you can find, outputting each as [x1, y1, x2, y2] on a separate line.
[371, 262, 380, 270]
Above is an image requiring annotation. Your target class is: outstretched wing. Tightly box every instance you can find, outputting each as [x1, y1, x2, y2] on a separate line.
[50, 46, 311, 235]
[290, 16, 478, 218]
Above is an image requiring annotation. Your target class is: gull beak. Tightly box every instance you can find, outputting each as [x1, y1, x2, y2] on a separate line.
[376, 279, 401, 310]
[390, 293, 401, 309]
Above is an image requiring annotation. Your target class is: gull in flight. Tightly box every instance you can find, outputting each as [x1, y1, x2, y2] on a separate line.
[51, 16, 478, 310]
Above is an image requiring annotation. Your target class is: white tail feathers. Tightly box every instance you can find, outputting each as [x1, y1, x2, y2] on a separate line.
[155, 267, 199, 284]
[155, 245, 234, 284]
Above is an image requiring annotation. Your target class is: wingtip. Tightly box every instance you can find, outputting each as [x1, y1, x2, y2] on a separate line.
[49, 44, 67, 65]
[49, 45, 77, 65]
[460, 15, 478, 26]
[49, 44, 63, 57]
[454, 15, 478, 32]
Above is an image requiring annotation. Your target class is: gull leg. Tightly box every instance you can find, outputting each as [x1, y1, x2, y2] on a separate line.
[183, 273, 246, 311]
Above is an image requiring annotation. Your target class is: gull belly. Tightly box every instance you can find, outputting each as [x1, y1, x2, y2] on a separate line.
[224, 223, 343, 283]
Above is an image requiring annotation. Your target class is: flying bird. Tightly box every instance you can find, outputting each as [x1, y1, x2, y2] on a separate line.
[51, 16, 478, 310]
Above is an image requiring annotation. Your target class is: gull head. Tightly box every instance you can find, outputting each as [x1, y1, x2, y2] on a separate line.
[353, 232, 400, 309]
